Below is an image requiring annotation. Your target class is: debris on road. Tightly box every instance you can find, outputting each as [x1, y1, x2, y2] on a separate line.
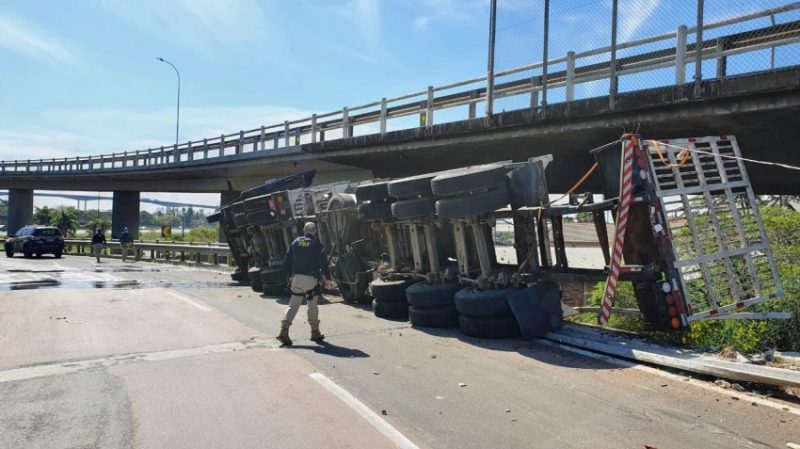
[715, 379, 732, 389]
[458, 383, 467, 388]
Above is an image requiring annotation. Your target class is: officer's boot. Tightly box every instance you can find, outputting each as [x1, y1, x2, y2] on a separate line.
[309, 320, 325, 342]
[276, 320, 292, 346]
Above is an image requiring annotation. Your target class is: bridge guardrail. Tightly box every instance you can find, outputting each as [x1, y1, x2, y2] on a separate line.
[0, 4, 798, 176]
[62, 240, 234, 267]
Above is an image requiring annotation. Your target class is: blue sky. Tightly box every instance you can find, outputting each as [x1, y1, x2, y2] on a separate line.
[0, 0, 794, 211]
[0, 0, 491, 162]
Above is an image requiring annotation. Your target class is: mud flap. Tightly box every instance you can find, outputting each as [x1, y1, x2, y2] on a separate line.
[506, 282, 563, 340]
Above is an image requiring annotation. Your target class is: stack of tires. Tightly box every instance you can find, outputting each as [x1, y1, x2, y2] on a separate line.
[387, 173, 438, 221]
[371, 278, 414, 320]
[406, 282, 462, 328]
[249, 266, 288, 295]
[355, 181, 412, 318]
[260, 266, 289, 296]
[355, 181, 393, 221]
[455, 287, 521, 339]
[432, 163, 511, 219]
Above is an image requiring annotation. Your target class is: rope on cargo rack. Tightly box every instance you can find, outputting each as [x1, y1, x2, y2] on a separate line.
[536, 138, 621, 221]
[539, 163, 598, 221]
[645, 140, 800, 172]
[652, 141, 690, 167]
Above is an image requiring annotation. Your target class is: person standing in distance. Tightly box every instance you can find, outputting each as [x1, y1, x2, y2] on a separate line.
[120, 227, 134, 262]
[91, 229, 106, 263]
[276, 222, 332, 346]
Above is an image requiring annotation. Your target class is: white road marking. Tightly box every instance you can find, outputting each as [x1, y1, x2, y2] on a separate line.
[537, 339, 800, 417]
[0, 339, 278, 384]
[164, 290, 212, 311]
[309, 372, 422, 449]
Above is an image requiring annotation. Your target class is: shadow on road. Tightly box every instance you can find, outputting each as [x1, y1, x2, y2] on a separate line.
[411, 326, 620, 371]
[290, 341, 370, 358]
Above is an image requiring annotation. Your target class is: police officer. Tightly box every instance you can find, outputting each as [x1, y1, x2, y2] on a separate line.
[119, 227, 134, 262]
[91, 229, 106, 263]
[276, 222, 332, 346]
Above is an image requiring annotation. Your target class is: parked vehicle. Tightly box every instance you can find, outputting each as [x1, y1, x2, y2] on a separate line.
[4, 225, 65, 258]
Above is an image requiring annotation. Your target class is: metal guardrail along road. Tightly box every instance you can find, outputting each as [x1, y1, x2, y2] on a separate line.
[62, 240, 233, 266]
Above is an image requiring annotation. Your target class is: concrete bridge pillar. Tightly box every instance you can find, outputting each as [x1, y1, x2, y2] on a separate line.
[7, 189, 33, 236]
[219, 190, 240, 243]
[112, 191, 140, 239]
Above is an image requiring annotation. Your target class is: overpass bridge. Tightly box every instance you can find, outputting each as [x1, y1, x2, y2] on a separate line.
[1, 4, 799, 237]
[0, 191, 216, 211]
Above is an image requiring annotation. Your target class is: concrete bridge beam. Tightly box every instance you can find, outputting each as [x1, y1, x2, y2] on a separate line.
[7, 189, 33, 236]
[112, 191, 140, 240]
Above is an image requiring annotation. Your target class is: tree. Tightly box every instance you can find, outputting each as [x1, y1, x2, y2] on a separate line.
[139, 210, 154, 227]
[86, 217, 111, 234]
[33, 206, 53, 225]
[53, 207, 78, 237]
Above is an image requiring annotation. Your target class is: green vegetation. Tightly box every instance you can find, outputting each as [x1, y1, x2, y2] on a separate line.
[25, 205, 217, 242]
[569, 205, 800, 354]
[135, 226, 219, 243]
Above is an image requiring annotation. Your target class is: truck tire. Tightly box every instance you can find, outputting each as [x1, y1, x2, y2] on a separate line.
[358, 202, 393, 221]
[459, 313, 520, 339]
[5, 246, 13, 257]
[262, 282, 288, 296]
[356, 182, 391, 203]
[431, 163, 508, 197]
[373, 299, 409, 320]
[335, 255, 370, 303]
[406, 282, 462, 308]
[409, 305, 458, 328]
[250, 275, 263, 292]
[388, 173, 436, 199]
[327, 194, 358, 244]
[370, 278, 413, 303]
[328, 193, 356, 210]
[454, 287, 515, 317]
[435, 187, 510, 219]
[231, 268, 249, 285]
[391, 197, 437, 220]
[260, 267, 288, 286]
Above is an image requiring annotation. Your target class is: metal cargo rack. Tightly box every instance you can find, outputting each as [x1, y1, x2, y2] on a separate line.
[589, 134, 783, 330]
[642, 136, 783, 322]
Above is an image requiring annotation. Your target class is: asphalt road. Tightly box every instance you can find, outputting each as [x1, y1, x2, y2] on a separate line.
[1, 255, 798, 449]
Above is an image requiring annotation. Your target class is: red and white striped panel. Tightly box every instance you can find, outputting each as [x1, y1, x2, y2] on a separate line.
[598, 135, 638, 325]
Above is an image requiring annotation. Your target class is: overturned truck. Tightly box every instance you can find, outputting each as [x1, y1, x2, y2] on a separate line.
[210, 134, 782, 338]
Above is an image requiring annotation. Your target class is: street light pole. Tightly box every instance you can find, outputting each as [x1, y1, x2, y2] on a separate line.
[156, 57, 180, 146]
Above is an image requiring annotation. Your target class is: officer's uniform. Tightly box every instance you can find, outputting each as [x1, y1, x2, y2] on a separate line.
[279, 233, 331, 343]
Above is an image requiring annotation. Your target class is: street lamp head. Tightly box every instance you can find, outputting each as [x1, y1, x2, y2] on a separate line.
[156, 57, 164, 62]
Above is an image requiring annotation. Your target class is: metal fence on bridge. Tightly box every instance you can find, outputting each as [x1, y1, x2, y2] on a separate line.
[491, 0, 800, 112]
[1, 2, 798, 176]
